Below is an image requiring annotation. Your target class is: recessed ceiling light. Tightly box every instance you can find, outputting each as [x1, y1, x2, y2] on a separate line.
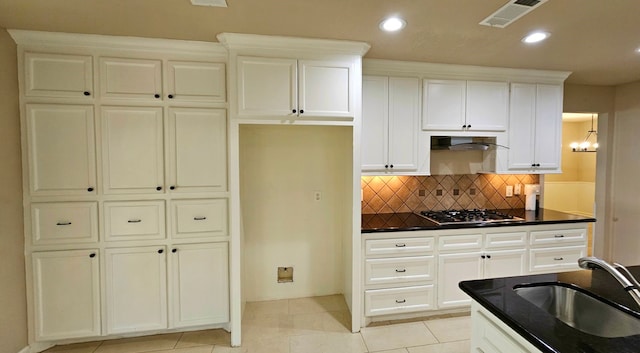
[379, 17, 406, 32]
[635, 47, 640, 53]
[522, 31, 550, 44]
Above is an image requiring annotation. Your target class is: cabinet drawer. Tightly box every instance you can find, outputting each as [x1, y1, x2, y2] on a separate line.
[365, 256, 434, 286]
[105, 201, 165, 241]
[485, 231, 527, 249]
[530, 228, 586, 246]
[438, 234, 483, 252]
[365, 285, 434, 317]
[172, 199, 228, 239]
[529, 245, 586, 273]
[365, 237, 434, 257]
[31, 202, 98, 245]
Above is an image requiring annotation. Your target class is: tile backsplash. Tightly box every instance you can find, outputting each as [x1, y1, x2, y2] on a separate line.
[361, 174, 540, 214]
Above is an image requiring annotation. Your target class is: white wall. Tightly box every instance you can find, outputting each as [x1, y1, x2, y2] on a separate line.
[239, 125, 351, 301]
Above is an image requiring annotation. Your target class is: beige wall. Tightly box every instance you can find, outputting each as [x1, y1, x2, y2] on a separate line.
[546, 120, 597, 182]
[239, 125, 351, 301]
[0, 28, 27, 352]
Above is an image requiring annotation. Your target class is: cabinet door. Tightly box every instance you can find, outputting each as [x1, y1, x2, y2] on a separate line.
[466, 81, 508, 131]
[24, 52, 93, 98]
[298, 59, 353, 118]
[26, 104, 97, 196]
[101, 106, 165, 194]
[166, 61, 226, 102]
[32, 250, 100, 340]
[507, 83, 537, 169]
[422, 79, 466, 130]
[361, 76, 389, 171]
[437, 252, 483, 308]
[388, 77, 420, 171]
[237, 56, 297, 117]
[483, 249, 526, 279]
[170, 242, 229, 328]
[100, 57, 163, 100]
[533, 84, 562, 170]
[167, 108, 227, 192]
[105, 246, 167, 334]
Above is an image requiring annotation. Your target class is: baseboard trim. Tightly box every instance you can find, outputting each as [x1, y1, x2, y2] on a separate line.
[18, 346, 30, 353]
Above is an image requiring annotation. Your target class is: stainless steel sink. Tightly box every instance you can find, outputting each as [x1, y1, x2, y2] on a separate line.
[514, 283, 640, 338]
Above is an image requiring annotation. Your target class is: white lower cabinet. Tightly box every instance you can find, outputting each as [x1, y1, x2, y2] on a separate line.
[105, 246, 168, 334]
[170, 242, 229, 328]
[471, 301, 542, 353]
[365, 285, 435, 316]
[437, 251, 483, 308]
[32, 250, 101, 341]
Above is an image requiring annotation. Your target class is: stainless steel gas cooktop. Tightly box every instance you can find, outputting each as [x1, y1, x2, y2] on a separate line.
[417, 209, 524, 225]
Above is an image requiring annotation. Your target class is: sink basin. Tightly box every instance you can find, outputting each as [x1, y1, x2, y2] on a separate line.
[514, 283, 640, 338]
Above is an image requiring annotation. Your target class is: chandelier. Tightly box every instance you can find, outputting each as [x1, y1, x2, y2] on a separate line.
[570, 114, 598, 152]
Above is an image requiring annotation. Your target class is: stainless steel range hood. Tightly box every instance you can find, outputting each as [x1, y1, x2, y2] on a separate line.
[431, 136, 493, 151]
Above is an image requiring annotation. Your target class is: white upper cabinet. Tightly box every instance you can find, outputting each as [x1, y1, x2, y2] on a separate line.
[362, 76, 420, 173]
[100, 57, 163, 100]
[101, 106, 165, 194]
[167, 108, 227, 193]
[166, 61, 226, 102]
[25, 104, 97, 196]
[237, 56, 354, 120]
[507, 83, 562, 172]
[422, 79, 508, 132]
[24, 52, 94, 98]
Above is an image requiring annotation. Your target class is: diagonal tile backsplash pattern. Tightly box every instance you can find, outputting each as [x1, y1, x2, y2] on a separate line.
[361, 174, 540, 214]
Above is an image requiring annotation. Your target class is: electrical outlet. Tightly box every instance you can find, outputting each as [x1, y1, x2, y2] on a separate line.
[506, 185, 514, 197]
[314, 191, 322, 201]
[514, 184, 522, 195]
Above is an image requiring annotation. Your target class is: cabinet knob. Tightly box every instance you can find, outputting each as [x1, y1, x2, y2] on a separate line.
[156, 186, 162, 191]
[389, 164, 394, 169]
[89, 253, 96, 258]
[536, 163, 541, 167]
[486, 254, 491, 259]
[467, 124, 471, 129]
[87, 187, 94, 192]
[168, 94, 174, 99]
[172, 248, 177, 253]
[292, 109, 297, 113]
[384, 165, 389, 169]
[158, 249, 164, 254]
[170, 186, 175, 190]
[154, 94, 160, 99]
[83, 91, 91, 96]
[299, 109, 304, 114]
[462, 125, 467, 129]
[481, 255, 486, 259]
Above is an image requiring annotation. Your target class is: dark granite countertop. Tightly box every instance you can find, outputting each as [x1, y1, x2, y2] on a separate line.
[460, 266, 640, 353]
[361, 208, 595, 233]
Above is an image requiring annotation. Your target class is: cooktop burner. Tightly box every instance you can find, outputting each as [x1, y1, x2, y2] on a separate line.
[417, 209, 524, 225]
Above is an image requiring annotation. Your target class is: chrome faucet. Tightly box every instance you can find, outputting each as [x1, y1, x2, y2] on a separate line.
[578, 256, 640, 310]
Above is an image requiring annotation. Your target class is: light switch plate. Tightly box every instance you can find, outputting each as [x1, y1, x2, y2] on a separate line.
[506, 185, 514, 197]
[514, 183, 522, 195]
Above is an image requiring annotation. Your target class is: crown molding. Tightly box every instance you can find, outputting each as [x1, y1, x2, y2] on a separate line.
[8, 30, 227, 57]
[217, 33, 371, 57]
[363, 58, 571, 84]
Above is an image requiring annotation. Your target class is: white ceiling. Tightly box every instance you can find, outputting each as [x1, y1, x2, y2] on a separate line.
[1, 0, 639, 86]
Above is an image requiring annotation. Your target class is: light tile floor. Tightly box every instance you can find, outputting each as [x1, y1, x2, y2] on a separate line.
[45, 295, 470, 353]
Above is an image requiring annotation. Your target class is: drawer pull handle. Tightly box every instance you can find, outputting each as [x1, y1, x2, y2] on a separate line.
[554, 234, 565, 238]
[127, 219, 142, 223]
[395, 244, 406, 248]
[554, 257, 564, 261]
[395, 269, 407, 273]
[56, 221, 72, 226]
[194, 216, 207, 221]
[395, 299, 406, 304]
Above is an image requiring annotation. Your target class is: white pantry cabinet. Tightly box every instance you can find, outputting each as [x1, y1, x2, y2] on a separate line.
[25, 104, 97, 196]
[105, 246, 168, 334]
[100, 57, 163, 100]
[166, 61, 226, 102]
[507, 83, 563, 172]
[32, 249, 101, 341]
[362, 76, 420, 173]
[237, 56, 354, 120]
[167, 108, 227, 193]
[170, 242, 229, 327]
[422, 79, 508, 132]
[24, 52, 94, 98]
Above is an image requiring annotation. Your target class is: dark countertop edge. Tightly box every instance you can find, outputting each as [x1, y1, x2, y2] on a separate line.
[361, 209, 596, 233]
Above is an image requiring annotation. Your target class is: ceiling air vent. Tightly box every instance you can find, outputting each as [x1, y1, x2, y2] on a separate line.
[479, 0, 547, 28]
[191, 0, 227, 8]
